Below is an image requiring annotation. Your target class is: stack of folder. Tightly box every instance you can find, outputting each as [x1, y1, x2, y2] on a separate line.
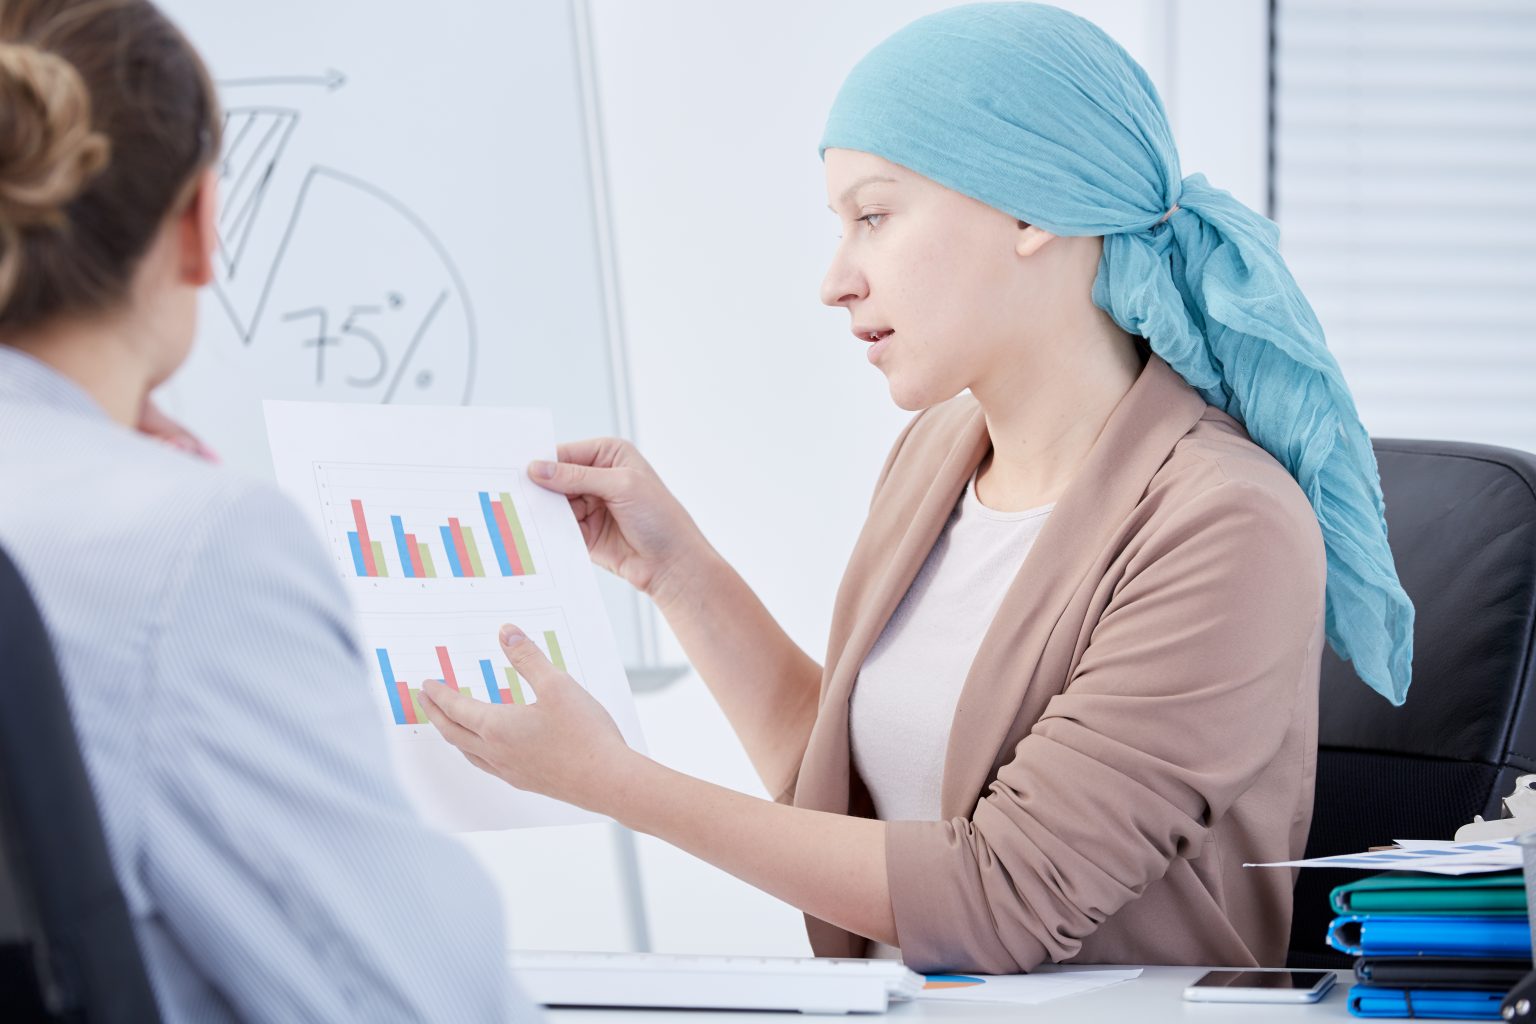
[1326, 870, 1531, 1019]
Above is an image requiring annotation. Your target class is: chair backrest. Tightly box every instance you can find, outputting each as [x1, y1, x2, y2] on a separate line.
[1288, 439, 1536, 968]
[0, 544, 161, 1021]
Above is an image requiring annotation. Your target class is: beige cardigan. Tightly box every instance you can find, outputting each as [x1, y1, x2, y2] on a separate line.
[786, 355, 1326, 974]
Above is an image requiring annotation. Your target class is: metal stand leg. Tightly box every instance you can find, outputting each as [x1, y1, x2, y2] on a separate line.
[610, 823, 651, 952]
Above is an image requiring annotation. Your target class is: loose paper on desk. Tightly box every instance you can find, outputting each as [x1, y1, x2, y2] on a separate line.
[1246, 836, 1523, 876]
[265, 402, 645, 832]
[919, 967, 1142, 1006]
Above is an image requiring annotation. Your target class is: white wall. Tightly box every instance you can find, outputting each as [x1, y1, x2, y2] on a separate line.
[1162, 0, 1271, 212]
[475, 0, 1270, 957]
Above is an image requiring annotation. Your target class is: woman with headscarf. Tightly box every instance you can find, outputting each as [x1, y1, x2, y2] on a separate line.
[419, 2, 1413, 973]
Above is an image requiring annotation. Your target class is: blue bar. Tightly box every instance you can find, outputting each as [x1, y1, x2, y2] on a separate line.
[479, 659, 502, 703]
[377, 649, 406, 725]
[391, 515, 415, 578]
[348, 531, 367, 576]
[479, 491, 513, 576]
[439, 526, 464, 576]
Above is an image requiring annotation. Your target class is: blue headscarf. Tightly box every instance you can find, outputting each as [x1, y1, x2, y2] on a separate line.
[822, 2, 1413, 704]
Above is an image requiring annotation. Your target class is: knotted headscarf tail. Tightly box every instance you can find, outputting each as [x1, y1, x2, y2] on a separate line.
[822, 2, 1413, 705]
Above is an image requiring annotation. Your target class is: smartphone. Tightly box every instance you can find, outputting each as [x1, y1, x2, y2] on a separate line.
[1183, 969, 1337, 1003]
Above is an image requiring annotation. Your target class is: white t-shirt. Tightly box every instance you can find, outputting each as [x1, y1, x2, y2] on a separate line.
[850, 473, 1053, 823]
[850, 471, 1051, 960]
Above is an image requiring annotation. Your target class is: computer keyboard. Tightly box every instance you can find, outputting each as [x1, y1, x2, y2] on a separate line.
[507, 949, 924, 1015]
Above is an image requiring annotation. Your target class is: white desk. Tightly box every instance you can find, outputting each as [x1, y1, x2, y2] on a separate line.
[547, 966, 1367, 1022]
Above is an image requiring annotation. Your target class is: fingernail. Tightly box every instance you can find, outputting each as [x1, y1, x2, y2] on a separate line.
[500, 625, 526, 646]
[530, 460, 556, 480]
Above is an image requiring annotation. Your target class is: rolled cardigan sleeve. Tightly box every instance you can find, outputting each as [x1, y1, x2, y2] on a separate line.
[884, 477, 1326, 973]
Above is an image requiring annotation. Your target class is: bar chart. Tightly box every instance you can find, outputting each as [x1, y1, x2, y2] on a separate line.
[267, 403, 646, 831]
[370, 615, 577, 727]
[313, 462, 549, 587]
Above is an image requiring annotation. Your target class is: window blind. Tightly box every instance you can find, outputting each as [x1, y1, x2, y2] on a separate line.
[1273, 0, 1536, 451]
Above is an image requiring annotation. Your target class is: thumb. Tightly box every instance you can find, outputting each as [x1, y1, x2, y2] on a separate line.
[499, 625, 570, 695]
[527, 459, 630, 502]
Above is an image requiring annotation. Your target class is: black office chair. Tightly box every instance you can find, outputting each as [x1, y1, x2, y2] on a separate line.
[0, 545, 161, 1021]
[1287, 439, 1536, 969]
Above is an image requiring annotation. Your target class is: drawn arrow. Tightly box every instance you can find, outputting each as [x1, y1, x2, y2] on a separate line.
[219, 69, 348, 92]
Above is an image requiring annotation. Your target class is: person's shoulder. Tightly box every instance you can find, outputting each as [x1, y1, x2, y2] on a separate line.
[165, 466, 335, 593]
[138, 455, 359, 701]
[30, 419, 335, 596]
[91, 431, 309, 556]
[1165, 406, 1311, 500]
[1147, 406, 1325, 560]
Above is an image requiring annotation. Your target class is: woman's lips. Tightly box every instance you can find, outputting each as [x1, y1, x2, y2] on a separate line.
[867, 331, 895, 364]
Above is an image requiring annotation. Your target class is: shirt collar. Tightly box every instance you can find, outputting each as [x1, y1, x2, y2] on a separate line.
[0, 344, 112, 422]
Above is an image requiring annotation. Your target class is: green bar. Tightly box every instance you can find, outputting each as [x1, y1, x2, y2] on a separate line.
[501, 493, 536, 574]
[503, 667, 526, 705]
[409, 688, 427, 722]
[371, 541, 389, 578]
[462, 527, 486, 577]
[418, 545, 437, 578]
[543, 630, 567, 673]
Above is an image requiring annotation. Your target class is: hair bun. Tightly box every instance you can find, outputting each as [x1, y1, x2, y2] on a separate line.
[0, 41, 111, 231]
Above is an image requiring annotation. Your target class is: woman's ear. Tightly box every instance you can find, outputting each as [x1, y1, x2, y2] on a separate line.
[178, 167, 220, 287]
[1015, 221, 1058, 257]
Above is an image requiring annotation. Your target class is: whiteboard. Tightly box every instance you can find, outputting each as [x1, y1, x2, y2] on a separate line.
[155, 0, 650, 668]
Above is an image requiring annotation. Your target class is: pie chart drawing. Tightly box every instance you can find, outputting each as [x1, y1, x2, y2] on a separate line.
[210, 105, 477, 406]
[216, 106, 300, 282]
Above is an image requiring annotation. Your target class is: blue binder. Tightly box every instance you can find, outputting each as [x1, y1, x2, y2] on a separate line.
[1348, 986, 1505, 1020]
[1328, 915, 1533, 958]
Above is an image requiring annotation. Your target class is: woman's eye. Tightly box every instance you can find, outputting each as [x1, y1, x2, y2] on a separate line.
[834, 212, 887, 239]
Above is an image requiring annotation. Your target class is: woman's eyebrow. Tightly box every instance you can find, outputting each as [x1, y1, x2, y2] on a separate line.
[829, 175, 898, 211]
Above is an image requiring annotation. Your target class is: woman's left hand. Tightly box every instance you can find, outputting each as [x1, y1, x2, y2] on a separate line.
[138, 397, 219, 462]
[417, 625, 633, 810]
[423, 629, 898, 947]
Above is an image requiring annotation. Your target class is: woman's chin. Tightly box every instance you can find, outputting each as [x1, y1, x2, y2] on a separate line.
[886, 376, 956, 413]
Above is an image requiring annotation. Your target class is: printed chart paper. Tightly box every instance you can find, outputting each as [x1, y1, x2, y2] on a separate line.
[919, 967, 1142, 1006]
[1247, 836, 1524, 876]
[265, 401, 645, 832]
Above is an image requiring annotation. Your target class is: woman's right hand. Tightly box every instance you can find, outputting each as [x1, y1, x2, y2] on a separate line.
[529, 438, 708, 604]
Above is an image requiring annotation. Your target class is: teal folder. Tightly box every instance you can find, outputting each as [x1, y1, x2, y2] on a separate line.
[1331, 871, 1527, 916]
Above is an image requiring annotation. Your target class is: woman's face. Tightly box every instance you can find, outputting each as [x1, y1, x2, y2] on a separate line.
[821, 148, 1063, 412]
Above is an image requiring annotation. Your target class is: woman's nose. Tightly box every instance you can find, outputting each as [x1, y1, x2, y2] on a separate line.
[820, 253, 868, 308]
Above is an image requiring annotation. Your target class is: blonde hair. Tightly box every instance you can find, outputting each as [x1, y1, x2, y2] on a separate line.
[0, 0, 220, 330]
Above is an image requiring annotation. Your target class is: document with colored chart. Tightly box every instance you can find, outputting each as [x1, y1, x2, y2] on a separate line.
[264, 402, 645, 832]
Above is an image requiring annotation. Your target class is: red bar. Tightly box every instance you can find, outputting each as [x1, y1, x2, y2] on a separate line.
[490, 499, 525, 575]
[499, 688, 513, 704]
[447, 518, 475, 577]
[406, 534, 425, 577]
[352, 500, 377, 576]
[397, 681, 417, 725]
[434, 646, 459, 689]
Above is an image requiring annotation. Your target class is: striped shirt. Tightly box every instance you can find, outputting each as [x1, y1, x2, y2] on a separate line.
[0, 345, 539, 1021]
